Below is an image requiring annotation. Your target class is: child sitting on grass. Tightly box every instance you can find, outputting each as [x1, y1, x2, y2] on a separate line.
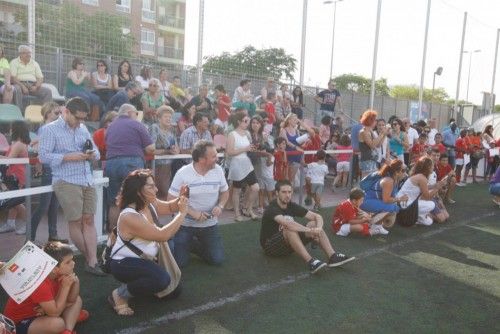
[306, 150, 329, 211]
[3, 242, 89, 334]
[332, 188, 389, 237]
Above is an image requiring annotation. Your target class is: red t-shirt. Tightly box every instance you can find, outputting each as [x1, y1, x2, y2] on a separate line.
[432, 143, 446, 154]
[332, 200, 358, 232]
[4, 277, 60, 324]
[303, 134, 322, 164]
[6, 145, 28, 187]
[411, 143, 428, 162]
[465, 135, 481, 154]
[264, 102, 276, 125]
[435, 163, 452, 181]
[455, 137, 467, 159]
[273, 151, 288, 181]
[93, 128, 106, 161]
[217, 95, 231, 122]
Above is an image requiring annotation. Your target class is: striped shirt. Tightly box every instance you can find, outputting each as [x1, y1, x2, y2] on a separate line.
[169, 163, 228, 228]
[39, 117, 100, 186]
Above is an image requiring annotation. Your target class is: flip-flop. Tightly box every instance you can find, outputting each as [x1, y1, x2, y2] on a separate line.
[108, 293, 134, 316]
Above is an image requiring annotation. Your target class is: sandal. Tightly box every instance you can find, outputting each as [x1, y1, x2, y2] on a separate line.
[108, 291, 134, 316]
[242, 208, 259, 220]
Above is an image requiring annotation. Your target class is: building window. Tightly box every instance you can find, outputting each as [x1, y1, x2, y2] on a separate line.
[116, 0, 131, 13]
[142, 0, 156, 22]
[141, 28, 155, 55]
[82, 0, 98, 6]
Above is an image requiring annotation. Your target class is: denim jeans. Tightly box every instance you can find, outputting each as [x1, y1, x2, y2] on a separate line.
[490, 183, 500, 196]
[173, 225, 225, 268]
[105, 156, 145, 205]
[30, 165, 59, 240]
[67, 89, 106, 117]
[109, 257, 170, 297]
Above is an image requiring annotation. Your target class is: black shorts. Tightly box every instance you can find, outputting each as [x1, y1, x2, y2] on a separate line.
[466, 156, 479, 169]
[262, 230, 311, 257]
[232, 170, 258, 188]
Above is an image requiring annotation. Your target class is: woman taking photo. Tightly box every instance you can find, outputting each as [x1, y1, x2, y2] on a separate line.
[397, 157, 447, 226]
[149, 106, 179, 199]
[108, 169, 188, 316]
[226, 111, 260, 221]
[358, 110, 387, 177]
[360, 159, 408, 232]
[389, 118, 408, 161]
[280, 113, 315, 186]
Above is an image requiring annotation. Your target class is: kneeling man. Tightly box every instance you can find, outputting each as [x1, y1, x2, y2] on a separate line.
[260, 180, 355, 274]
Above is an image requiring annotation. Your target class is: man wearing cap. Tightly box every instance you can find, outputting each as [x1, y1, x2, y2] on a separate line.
[314, 79, 343, 124]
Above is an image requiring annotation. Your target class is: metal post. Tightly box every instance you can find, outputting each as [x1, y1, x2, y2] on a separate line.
[490, 28, 499, 117]
[25, 163, 32, 242]
[299, 0, 308, 87]
[454, 12, 467, 118]
[418, 0, 431, 121]
[27, 0, 35, 58]
[370, 0, 382, 110]
[465, 50, 481, 102]
[326, 0, 342, 79]
[197, 0, 205, 87]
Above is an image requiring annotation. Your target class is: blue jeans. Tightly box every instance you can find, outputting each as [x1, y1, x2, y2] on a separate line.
[490, 183, 500, 196]
[173, 225, 225, 268]
[110, 257, 170, 297]
[105, 156, 145, 205]
[30, 165, 59, 240]
[67, 89, 106, 117]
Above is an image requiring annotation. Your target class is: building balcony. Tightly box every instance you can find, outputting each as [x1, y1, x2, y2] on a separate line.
[142, 9, 156, 22]
[157, 46, 184, 60]
[116, 4, 131, 13]
[158, 15, 185, 32]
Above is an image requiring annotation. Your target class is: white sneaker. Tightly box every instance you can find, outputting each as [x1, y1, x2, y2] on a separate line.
[456, 182, 466, 187]
[416, 216, 433, 226]
[0, 222, 15, 234]
[336, 224, 350, 237]
[369, 225, 381, 236]
[15, 225, 26, 235]
[377, 225, 389, 235]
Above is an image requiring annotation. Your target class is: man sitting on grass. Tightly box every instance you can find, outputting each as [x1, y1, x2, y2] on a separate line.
[260, 180, 355, 274]
[3, 242, 89, 334]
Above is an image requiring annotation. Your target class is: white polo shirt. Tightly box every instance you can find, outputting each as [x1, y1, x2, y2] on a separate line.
[169, 163, 228, 228]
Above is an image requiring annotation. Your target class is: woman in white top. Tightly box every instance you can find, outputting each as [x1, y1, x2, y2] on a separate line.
[397, 157, 447, 226]
[375, 118, 390, 167]
[135, 65, 153, 90]
[108, 169, 188, 316]
[91, 59, 114, 105]
[232, 79, 257, 116]
[226, 111, 260, 221]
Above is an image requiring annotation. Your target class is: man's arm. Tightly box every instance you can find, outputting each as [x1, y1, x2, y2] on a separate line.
[274, 214, 312, 233]
[304, 210, 324, 229]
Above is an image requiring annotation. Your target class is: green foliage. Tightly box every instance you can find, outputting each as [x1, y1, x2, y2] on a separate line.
[390, 85, 449, 103]
[203, 46, 297, 80]
[333, 73, 389, 96]
[14, 2, 135, 58]
[495, 105, 500, 113]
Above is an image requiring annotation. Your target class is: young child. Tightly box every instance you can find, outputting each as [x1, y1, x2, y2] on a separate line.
[455, 129, 468, 186]
[306, 150, 329, 211]
[303, 129, 322, 205]
[264, 92, 277, 126]
[411, 133, 428, 164]
[432, 133, 446, 154]
[214, 84, 231, 129]
[3, 242, 89, 334]
[273, 137, 288, 181]
[435, 153, 456, 204]
[332, 188, 388, 237]
[258, 151, 276, 213]
[334, 134, 352, 189]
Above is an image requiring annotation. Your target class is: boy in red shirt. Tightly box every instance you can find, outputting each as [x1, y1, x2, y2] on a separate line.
[3, 242, 88, 334]
[214, 84, 231, 129]
[435, 153, 456, 204]
[273, 137, 288, 181]
[264, 92, 277, 125]
[454, 129, 467, 185]
[411, 133, 428, 164]
[432, 133, 446, 154]
[332, 188, 388, 237]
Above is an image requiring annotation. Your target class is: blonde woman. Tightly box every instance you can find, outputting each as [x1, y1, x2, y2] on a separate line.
[141, 78, 165, 126]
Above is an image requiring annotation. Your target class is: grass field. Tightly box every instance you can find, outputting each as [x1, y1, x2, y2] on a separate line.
[1, 184, 499, 334]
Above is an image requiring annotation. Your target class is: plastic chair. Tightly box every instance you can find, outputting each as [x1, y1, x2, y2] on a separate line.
[213, 134, 227, 150]
[24, 105, 43, 124]
[41, 83, 65, 104]
[0, 104, 24, 122]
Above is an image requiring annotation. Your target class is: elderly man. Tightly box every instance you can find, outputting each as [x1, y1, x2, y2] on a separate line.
[39, 97, 103, 276]
[105, 103, 155, 229]
[168, 140, 229, 267]
[106, 81, 142, 112]
[260, 77, 277, 104]
[179, 112, 212, 154]
[10, 45, 52, 109]
[260, 180, 355, 274]
[190, 84, 213, 115]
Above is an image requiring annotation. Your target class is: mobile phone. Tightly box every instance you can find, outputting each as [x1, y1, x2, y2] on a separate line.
[205, 213, 213, 219]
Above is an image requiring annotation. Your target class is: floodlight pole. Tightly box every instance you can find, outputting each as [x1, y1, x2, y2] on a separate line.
[369, 0, 382, 110]
[299, 0, 308, 87]
[28, 0, 35, 57]
[197, 0, 205, 87]
[490, 29, 500, 116]
[418, 0, 431, 121]
[454, 12, 467, 119]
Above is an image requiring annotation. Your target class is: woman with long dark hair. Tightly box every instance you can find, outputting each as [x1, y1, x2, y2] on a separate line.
[483, 124, 498, 181]
[291, 86, 304, 119]
[113, 60, 133, 90]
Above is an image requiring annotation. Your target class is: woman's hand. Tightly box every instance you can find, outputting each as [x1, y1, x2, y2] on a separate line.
[177, 196, 188, 215]
[171, 145, 180, 155]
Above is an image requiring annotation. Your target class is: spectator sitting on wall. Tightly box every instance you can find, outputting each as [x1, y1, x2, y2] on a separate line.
[112, 59, 133, 90]
[191, 84, 214, 117]
[91, 59, 115, 106]
[0, 44, 14, 104]
[107, 81, 142, 112]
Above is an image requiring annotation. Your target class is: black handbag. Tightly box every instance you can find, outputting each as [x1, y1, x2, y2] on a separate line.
[396, 196, 420, 227]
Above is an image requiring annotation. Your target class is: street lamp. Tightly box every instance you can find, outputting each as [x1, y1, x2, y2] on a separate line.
[463, 49, 481, 102]
[431, 66, 443, 99]
[324, 0, 343, 79]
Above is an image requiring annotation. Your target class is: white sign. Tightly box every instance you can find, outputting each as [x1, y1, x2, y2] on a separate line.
[0, 241, 57, 304]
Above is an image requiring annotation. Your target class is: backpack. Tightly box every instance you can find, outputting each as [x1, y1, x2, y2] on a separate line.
[359, 172, 382, 197]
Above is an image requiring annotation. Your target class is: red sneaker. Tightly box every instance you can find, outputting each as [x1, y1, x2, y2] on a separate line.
[77, 309, 89, 323]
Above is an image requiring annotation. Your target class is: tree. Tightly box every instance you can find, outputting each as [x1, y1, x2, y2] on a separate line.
[495, 105, 500, 113]
[203, 46, 297, 80]
[14, 2, 135, 58]
[333, 73, 389, 96]
[390, 85, 449, 103]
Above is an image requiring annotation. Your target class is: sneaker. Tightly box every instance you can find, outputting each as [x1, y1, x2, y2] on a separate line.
[85, 263, 106, 276]
[369, 225, 381, 236]
[327, 253, 356, 267]
[304, 196, 312, 206]
[48, 235, 69, 244]
[377, 225, 389, 235]
[456, 182, 466, 187]
[0, 222, 15, 234]
[15, 225, 26, 235]
[445, 198, 456, 204]
[308, 259, 327, 274]
[416, 216, 433, 226]
[336, 224, 350, 237]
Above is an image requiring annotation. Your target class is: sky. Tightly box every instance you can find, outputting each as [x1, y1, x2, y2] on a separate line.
[183, 0, 500, 105]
